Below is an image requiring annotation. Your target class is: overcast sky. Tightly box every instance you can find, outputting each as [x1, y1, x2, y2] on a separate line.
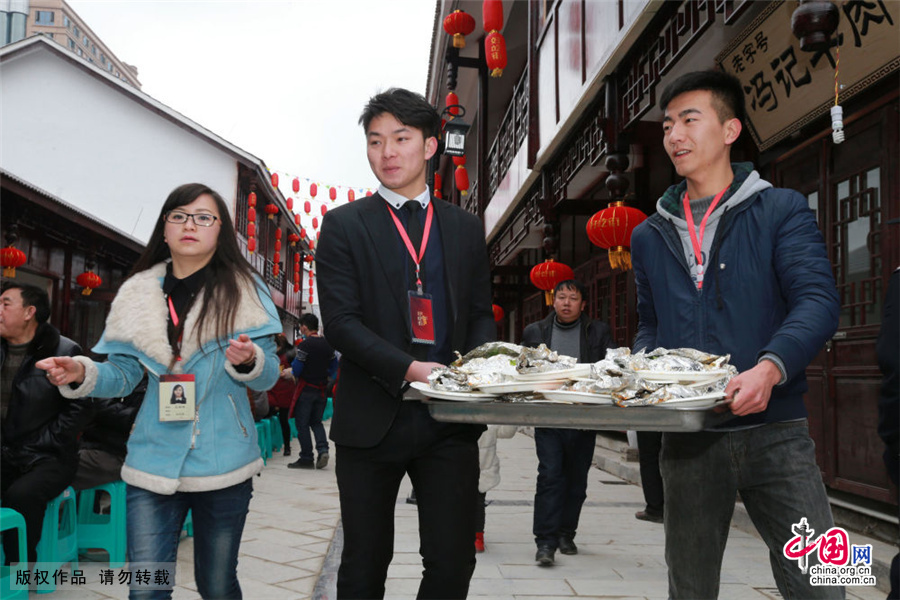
[67, 0, 437, 194]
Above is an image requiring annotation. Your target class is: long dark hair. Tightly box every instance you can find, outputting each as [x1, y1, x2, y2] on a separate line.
[131, 183, 256, 349]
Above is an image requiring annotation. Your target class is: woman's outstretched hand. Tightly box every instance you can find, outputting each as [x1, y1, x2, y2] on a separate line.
[35, 356, 86, 386]
[226, 333, 256, 366]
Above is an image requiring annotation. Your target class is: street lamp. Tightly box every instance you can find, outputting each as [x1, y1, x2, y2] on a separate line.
[442, 105, 470, 157]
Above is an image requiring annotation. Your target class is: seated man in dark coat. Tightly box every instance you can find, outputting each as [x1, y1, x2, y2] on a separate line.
[0, 282, 91, 564]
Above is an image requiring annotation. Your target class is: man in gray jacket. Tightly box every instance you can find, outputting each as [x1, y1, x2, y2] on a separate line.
[521, 279, 613, 566]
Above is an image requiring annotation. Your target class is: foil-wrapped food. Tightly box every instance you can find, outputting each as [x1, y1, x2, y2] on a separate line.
[429, 341, 579, 392]
[516, 344, 577, 375]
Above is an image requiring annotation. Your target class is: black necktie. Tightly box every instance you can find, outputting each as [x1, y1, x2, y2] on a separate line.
[404, 201, 423, 251]
[404, 201, 423, 290]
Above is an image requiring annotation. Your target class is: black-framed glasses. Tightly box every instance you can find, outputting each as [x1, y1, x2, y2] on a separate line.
[164, 211, 219, 227]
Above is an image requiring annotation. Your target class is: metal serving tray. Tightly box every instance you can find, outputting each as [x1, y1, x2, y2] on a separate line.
[423, 399, 734, 431]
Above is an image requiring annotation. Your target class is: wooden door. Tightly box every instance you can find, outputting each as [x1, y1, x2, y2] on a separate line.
[772, 100, 899, 504]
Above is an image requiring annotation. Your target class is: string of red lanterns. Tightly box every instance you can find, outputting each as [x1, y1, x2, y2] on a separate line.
[483, 0, 507, 77]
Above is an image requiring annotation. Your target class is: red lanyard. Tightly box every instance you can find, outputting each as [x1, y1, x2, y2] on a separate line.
[682, 185, 729, 290]
[386, 202, 434, 292]
[167, 295, 183, 360]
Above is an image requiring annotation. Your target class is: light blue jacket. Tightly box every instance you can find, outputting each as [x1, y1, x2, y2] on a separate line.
[62, 262, 281, 494]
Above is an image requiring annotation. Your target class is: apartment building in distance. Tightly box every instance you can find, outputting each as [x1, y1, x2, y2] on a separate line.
[1, 0, 140, 87]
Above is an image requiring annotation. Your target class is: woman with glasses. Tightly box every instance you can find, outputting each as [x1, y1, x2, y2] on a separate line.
[37, 183, 282, 599]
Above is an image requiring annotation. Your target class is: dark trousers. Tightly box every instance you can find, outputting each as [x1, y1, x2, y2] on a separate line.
[335, 401, 480, 600]
[475, 491, 487, 532]
[636, 430, 664, 515]
[1, 456, 76, 563]
[532, 428, 596, 548]
[293, 388, 328, 462]
[275, 407, 292, 450]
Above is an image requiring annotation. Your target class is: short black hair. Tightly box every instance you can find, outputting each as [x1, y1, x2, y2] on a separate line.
[1, 281, 51, 324]
[299, 313, 319, 331]
[359, 88, 441, 140]
[554, 279, 585, 298]
[659, 70, 746, 125]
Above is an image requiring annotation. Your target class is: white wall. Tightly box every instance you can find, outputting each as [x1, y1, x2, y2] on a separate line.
[1, 45, 239, 243]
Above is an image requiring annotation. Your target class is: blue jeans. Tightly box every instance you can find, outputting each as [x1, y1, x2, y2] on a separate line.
[126, 479, 253, 599]
[532, 428, 596, 548]
[661, 421, 844, 600]
[294, 388, 328, 462]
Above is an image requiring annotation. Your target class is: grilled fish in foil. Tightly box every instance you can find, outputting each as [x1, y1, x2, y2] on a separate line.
[517, 344, 576, 374]
[451, 342, 524, 367]
[431, 343, 522, 391]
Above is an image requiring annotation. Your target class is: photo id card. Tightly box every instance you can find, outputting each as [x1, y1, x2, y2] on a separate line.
[408, 290, 436, 345]
[159, 374, 196, 422]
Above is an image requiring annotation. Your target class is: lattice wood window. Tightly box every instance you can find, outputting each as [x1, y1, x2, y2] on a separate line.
[833, 167, 882, 328]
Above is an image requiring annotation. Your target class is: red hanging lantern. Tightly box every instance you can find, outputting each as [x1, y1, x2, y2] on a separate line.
[247, 238, 256, 253]
[308, 239, 315, 250]
[294, 253, 301, 263]
[292, 178, 300, 193]
[312, 217, 319, 229]
[434, 173, 443, 199]
[76, 270, 102, 296]
[316, 231, 321, 241]
[271, 173, 279, 188]
[485, 30, 507, 77]
[320, 204, 327, 217]
[446, 92, 460, 116]
[247, 222, 256, 238]
[275, 240, 282, 252]
[483, 0, 503, 31]
[288, 233, 301, 246]
[248, 192, 257, 207]
[1, 246, 26, 278]
[299, 228, 307, 240]
[0, 246, 25, 278]
[329, 187, 337, 201]
[310, 183, 318, 198]
[265, 203, 279, 219]
[304, 200, 311, 215]
[294, 282, 300, 293]
[295, 213, 301, 226]
[348, 189, 355, 202]
[586, 202, 647, 270]
[275, 229, 283, 240]
[366, 190, 373, 196]
[453, 155, 469, 196]
[274, 251, 281, 264]
[443, 9, 476, 48]
[455, 166, 469, 197]
[530, 259, 574, 305]
[305, 255, 314, 263]
[286, 197, 293, 211]
[248, 207, 257, 223]
[492, 304, 505, 323]
[273, 262, 280, 278]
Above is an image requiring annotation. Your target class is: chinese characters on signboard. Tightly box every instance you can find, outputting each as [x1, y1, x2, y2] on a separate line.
[716, 0, 899, 150]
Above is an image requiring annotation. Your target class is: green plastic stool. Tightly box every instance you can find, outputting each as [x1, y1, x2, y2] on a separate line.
[255, 421, 271, 464]
[182, 509, 193, 538]
[0, 508, 28, 599]
[322, 397, 333, 421]
[35, 486, 78, 594]
[268, 416, 283, 452]
[289, 418, 298, 440]
[76, 481, 126, 567]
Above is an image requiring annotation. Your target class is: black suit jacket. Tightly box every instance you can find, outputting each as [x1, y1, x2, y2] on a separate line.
[316, 193, 495, 448]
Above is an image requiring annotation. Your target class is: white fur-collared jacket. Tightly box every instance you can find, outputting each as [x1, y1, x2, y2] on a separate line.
[62, 262, 282, 494]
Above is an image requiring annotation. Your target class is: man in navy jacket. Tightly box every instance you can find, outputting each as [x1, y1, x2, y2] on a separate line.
[631, 71, 842, 599]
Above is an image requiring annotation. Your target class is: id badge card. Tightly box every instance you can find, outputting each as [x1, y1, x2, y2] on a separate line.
[408, 290, 436, 345]
[159, 374, 196, 422]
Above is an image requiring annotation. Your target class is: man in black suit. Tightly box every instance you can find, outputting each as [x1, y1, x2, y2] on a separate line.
[316, 88, 495, 599]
